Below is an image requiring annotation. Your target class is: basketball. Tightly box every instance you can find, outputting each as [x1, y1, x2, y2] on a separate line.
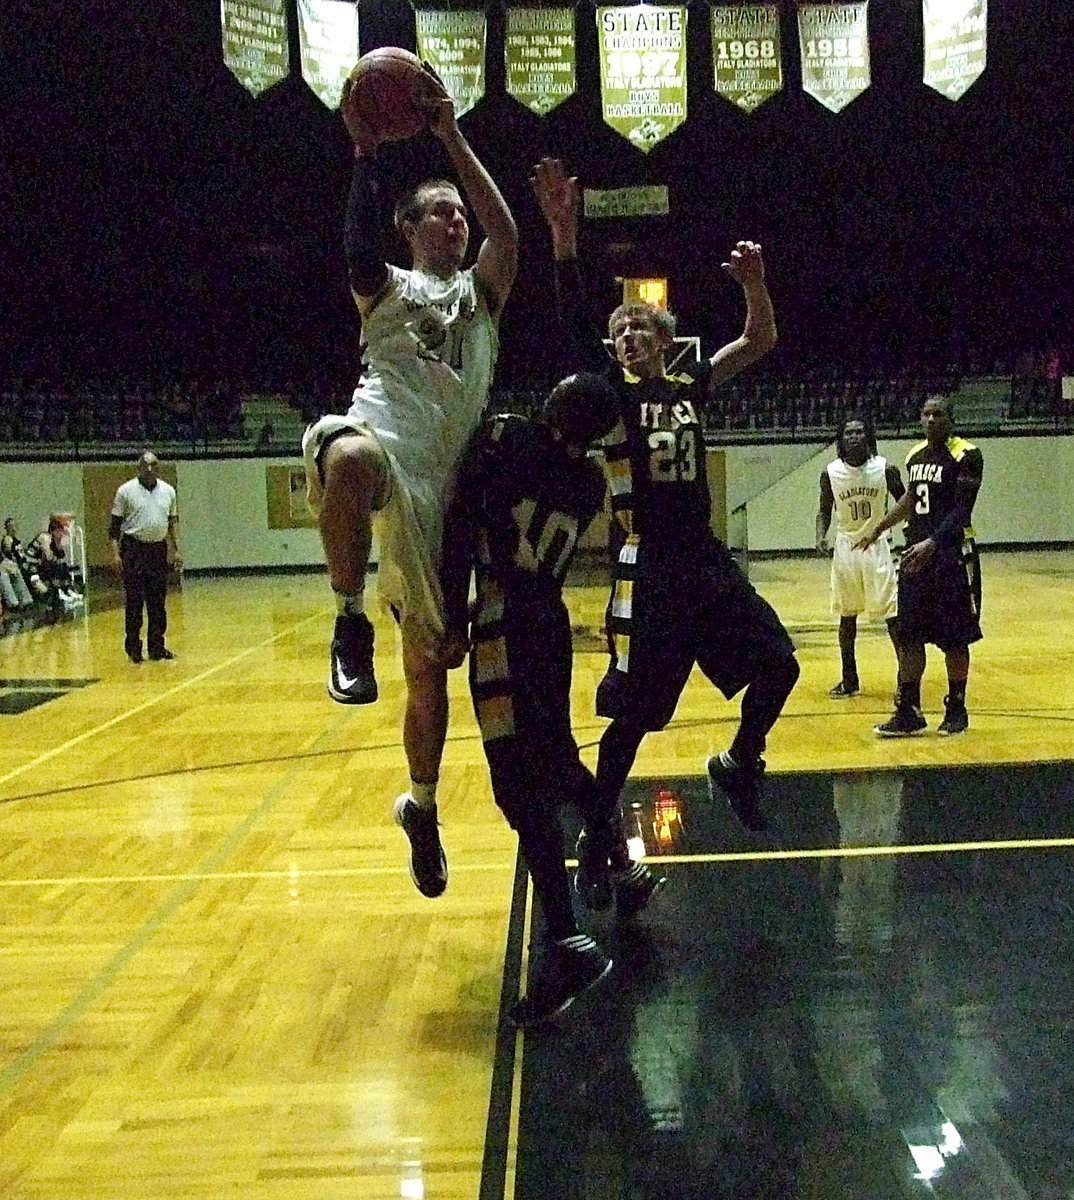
[341, 48, 445, 155]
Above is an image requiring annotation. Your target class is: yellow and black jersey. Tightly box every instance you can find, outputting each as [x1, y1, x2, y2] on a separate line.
[440, 413, 606, 635]
[601, 359, 714, 546]
[903, 436, 983, 550]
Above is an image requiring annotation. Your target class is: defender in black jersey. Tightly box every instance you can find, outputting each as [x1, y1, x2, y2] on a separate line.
[858, 396, 983, 736]
[440, 374, 665, 1026]
[532, 157, 799, 848]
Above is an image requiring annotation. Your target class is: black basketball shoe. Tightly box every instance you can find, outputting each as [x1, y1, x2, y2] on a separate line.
[707, 752, 768, 832]
[829, 679, 860, 698]
[937, 697, 969, 736]
[512, 935, 613, 1026]
[573, 829, 613, 911]
[328, 612, 377, 704]
[874, 705, 927, 737]
[393, 794, 447, 898]
[612, 861, 667, 920]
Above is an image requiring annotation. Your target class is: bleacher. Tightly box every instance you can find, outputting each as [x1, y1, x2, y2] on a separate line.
[2, 366, 1071, 461]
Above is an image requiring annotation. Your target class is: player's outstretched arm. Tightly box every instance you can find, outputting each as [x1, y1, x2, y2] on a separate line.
[856, 488, 914, 550]
[709, 241, 777, 389]
[427, 91, 517, 317]
[531, 158, 610, 374]
[886, 462, 906, 503]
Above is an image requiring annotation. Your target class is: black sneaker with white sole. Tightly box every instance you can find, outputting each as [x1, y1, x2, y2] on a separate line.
[829, 679, 860, 698]
[874, 706, 927, 737]
[393, 794, 447, 898]
[512, 935, 613, 1026]
[707, 753, 768, 832]
[613, 861, 667, 920]
[937, 698, 969, 736]
[328, 612, 377, 704]
[573, 829, 613, 911]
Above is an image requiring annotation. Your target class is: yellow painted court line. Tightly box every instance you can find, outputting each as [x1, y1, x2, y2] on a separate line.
[0, 611, 327, 791]
[2, 835, 1072, 888]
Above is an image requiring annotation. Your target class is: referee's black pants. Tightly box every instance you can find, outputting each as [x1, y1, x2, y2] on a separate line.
[120, 536, 169, 655]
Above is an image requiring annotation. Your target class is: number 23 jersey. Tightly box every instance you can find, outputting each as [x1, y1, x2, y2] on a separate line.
[601, 359, 714, 546]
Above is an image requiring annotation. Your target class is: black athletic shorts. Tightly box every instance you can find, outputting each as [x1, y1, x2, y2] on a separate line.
[896, 538, 982, 651]
[597, 535, 796, 731]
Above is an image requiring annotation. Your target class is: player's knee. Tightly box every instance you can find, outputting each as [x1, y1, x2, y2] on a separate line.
[322, 437, 385, 509]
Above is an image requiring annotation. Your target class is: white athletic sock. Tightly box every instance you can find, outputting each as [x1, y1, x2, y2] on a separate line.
[409, 779, 438, 809]
[335, 589, 364, 617]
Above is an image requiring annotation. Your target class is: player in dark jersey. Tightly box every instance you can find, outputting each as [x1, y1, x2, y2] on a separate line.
[531, 158, 800, 876]
[440, 374, 666, 1026]
[857, 395, 983, 735]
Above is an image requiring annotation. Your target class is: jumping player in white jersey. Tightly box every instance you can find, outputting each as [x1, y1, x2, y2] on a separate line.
[301, 76, 517, 898]
[816, 414, 905, 698]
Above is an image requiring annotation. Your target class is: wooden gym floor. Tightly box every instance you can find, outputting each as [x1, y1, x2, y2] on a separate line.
[1, 550, 1072, 1198]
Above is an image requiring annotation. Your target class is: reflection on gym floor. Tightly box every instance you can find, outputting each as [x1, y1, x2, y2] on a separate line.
[505, 763, 1074, 1199]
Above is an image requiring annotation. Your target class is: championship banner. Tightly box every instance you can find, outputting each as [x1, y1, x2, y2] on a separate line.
[923, 0, 987, 100]
[505, 8, 576, 115]
[221, 0, 289, 97]
[297, 0, 359, 108]
[596, 5, 688, 153]
[416, 9, 486, 118]
[711, 6, 782, 113]
[797, 3, 870, 113]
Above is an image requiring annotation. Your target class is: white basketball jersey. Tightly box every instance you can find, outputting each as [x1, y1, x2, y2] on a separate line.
[827, 455, 890, 537]
[347, 263, 498, 494]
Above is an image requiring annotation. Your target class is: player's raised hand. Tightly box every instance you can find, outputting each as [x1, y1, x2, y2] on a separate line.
[721, 240, 765, 285]
[420, 62, 457, 140]
[530, 157, 579, 235]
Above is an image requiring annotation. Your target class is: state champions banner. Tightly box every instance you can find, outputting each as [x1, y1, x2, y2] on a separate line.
[221, 0, 289, 96]
[297, 0, 359, 108]
[711, 5, 782, 113]
[505, 8, 576, 116]
[596, 5, 688, 153]
[923, 0, 987, 100]
[798, 3, 870, 113]
[416, 9, 486, 118]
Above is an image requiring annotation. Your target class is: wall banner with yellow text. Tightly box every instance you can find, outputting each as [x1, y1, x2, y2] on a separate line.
[596, 5, 688, 153]
[221, 0, 289, 97]
[711, 6, 782, 113]
[416, 9, 486, 118]
[505, 8, 576, 115]
[797, 3, 870, 113]
[297, 0, 359, 108]
[923, 0, 986, 100]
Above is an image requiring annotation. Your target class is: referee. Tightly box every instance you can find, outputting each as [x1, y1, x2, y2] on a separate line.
[109, 450, 182, 663]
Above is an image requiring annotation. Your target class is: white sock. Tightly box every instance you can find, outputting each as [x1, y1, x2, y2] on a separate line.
[335, 589, 364, 617]
[410, 779, 437, 809]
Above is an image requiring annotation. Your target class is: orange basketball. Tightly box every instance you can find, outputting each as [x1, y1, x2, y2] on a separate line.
[341, 48, 443, 155]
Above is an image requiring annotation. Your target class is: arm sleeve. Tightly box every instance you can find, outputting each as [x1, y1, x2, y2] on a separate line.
[553, 256, 616, 376]
[344, 157, 391, 298]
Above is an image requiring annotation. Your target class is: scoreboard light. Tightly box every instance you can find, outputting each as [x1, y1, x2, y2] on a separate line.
[623, 278, 668, 309]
